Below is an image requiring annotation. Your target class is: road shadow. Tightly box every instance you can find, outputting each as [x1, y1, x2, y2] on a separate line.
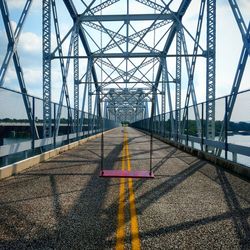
[0, 138, 124, 249]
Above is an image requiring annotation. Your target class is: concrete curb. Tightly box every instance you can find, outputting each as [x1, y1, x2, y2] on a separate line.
[136, 129, 250, 179]
[0, 128, 117, 180]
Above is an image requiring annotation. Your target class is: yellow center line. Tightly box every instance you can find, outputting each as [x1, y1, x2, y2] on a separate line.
[125, 130, 141, 250]
[115, 132, 126, 250]
[116, 128, 141, 250]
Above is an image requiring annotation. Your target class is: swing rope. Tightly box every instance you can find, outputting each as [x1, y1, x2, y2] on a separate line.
[149, 7, 156, 175]
[100, 0, 104, 175]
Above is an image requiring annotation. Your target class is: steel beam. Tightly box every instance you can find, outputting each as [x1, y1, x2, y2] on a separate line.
[51, 0, 74, 136]
[0, 0, 39, 139]
[79, 13, 174, 22]
[181, 0, 206, 137]
[161, 58, 174, 132]
[155, 0, 191, 87]
[63, 0, 99, 87]
[175, 26, 182, 138]
[82, 0, 121, 16]
[74, 25, 79, 133]
[87, 59, 93, 114]
[43, 0, 52, 138]
[135, 0, 167, 13]
[0, 0, 33, 86]
[83, 21, 163, 54]
[206, 0, 216, 140]
[217, 22, 250, 155]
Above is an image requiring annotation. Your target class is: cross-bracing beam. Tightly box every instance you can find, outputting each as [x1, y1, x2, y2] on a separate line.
[181, 0, 206, 138]
[0, 0, 32, 85]
[51, 0, 74, 136]
[217, 0, 250, 155]
[0, 0, 39, 139]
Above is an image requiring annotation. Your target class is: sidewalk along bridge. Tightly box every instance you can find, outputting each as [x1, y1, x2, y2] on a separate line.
[0, 127, 249, 249]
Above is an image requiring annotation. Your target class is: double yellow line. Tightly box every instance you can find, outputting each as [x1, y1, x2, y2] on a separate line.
[116, 129, 140, 250]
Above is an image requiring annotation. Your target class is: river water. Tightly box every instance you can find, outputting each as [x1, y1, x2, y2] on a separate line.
[3, 138, 30, 145]
[228, 134, 250, 167]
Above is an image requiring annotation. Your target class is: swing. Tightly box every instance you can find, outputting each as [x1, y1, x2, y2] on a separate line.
[98, 18, 154, 179]
[99, 97, 155, 179]
[99, 125, 154, 178]
[100, 169, 154, 178]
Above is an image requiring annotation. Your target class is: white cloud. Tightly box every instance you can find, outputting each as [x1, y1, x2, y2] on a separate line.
[4, 62, 17, 87]
[0, 21, 42, 57]
[23, 67, 41, 83]
[7, 0, 40, 10]
[238, 0, 250, 21]
[7, 0, 27, 9]
[10, 20, 17, 31]
[19, 31, 42, 54]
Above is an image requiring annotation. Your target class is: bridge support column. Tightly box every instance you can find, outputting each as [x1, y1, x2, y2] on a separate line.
[176, 26, 182, 141]
[43, 0, 52, 138]
[74, 25, 79, 136]
[206, 0, 216, 141]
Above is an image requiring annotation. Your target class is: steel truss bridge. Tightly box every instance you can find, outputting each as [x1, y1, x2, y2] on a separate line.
[0, 0, 249, 154]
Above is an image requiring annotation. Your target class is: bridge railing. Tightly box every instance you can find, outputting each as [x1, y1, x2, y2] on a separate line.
[0, 87, 118, 167]
[131, 89, 250, 168]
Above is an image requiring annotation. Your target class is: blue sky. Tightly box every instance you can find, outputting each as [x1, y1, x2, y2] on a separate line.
[0, 0, 249, 119]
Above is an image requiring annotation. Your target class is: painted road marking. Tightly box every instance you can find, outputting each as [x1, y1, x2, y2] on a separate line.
[116, 128, 141, 250]
[115, 134, 126, 250]
[125, 131, 141, 250]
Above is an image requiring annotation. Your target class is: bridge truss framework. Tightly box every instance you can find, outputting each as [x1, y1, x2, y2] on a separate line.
[0, 0, 249, 147]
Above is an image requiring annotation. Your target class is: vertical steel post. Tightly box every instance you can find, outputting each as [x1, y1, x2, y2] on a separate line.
[150, 87, 156, 175]
[162, 112, 165, 137]
[67, 106, 70, 144]
[53, 102, 56, 148]
[87, 61, 92, 115]
[186, 106, 189, 146]
[32, 96, 35, 152]
[74, 25, 79, 137]
[161, 58, 174, 134]
[201, 102, 204, 151]
[161, 59, 166, 138]
[88, 114, 90, 137]
[176, 26, 182, 140]
[101, 116, 104, 175]
[43, 0, 52, 138]
[206, 0, 216, 141]
[87, 60, 93, 136]
[225, 96, 228, 160]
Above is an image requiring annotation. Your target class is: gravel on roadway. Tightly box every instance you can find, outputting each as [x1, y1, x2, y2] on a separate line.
[0, 127, 249, 249]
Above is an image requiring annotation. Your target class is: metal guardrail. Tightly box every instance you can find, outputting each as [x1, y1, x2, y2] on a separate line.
[0, 87, 118, 167]
[131, 89, 250, 168]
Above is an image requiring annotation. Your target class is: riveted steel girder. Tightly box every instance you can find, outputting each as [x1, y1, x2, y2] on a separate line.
[206, 0, 216, 140]
[43, 0, 52, 138]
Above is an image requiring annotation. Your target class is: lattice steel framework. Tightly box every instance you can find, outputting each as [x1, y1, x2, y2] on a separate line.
[206, 0, 216, 140]
[73, 25, 79, 132]
[0, 0, 249, 143]
[42, 0, 52, 138]
[175, 26, 182, 138]
[0, 0, 39, 139]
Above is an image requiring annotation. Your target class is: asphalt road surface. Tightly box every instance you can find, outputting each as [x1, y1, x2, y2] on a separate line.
[0, 127, 249, 249]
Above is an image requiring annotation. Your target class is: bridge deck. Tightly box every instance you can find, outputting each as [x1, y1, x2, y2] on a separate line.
[0, 127, 249, 249]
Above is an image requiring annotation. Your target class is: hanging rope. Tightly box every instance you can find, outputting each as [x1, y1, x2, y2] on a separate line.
[100, 0, 104, 174]
[149, 1, 157, 175]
